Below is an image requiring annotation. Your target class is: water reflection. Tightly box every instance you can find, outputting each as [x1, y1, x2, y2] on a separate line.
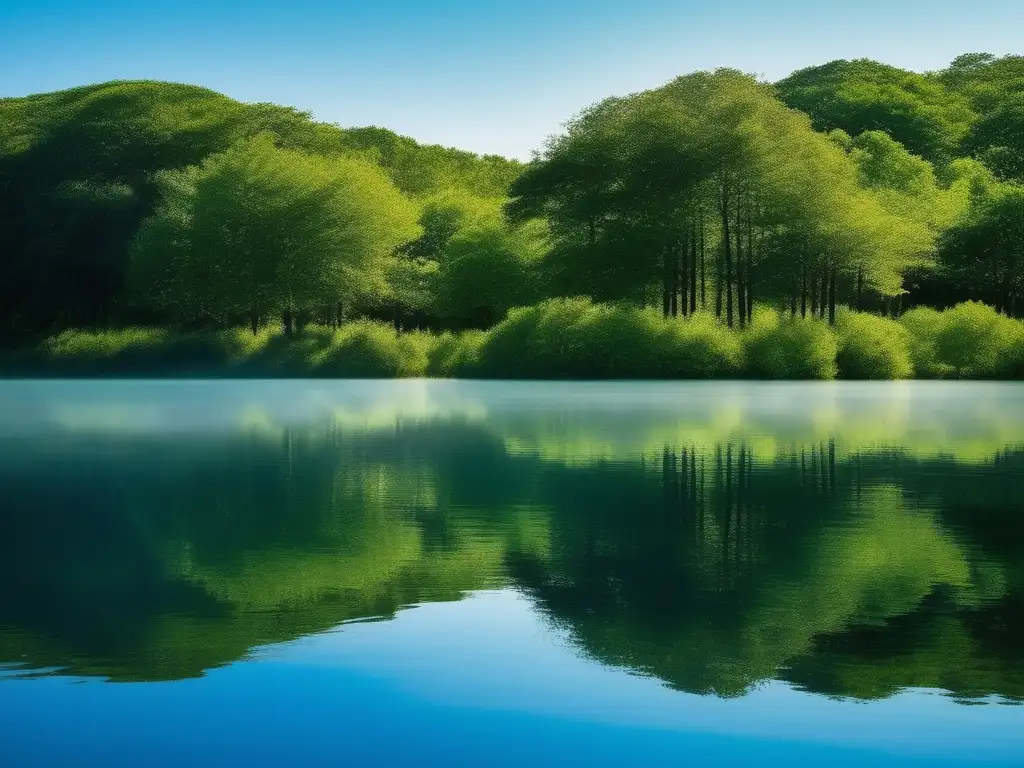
[0, 380, 1022, 705]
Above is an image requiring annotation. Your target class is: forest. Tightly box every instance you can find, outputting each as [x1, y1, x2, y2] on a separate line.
[2, 53, 1024, 379]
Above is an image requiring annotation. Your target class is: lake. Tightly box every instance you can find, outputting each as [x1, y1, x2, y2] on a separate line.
[1, 380, 1023, 766]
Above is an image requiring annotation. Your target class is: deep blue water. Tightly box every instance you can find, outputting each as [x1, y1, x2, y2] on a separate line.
[1, 380, 1023, 766]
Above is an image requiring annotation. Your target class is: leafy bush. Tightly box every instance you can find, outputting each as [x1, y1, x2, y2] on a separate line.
[898, 306, 947, 378]
[319, 322, 426, 378]
[12, 328, 251, 375]
[427, 331, 486, 377]
[930, 302, 1024, 379]
[4, 301, 1021, 380]
[476, 298, 741, 379]
[900, 302, 1024, 379]
[743, 309, 838, 379]
[239, 326, 335, 376]
[835, 310, 914, 379]
[662, 311, 744, 378]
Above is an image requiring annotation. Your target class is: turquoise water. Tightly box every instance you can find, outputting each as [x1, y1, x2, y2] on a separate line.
[1, 380, 1023, 766]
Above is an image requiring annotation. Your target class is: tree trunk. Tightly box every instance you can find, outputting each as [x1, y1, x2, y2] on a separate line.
[699, 211, 707, 310]
[249, 308, 259, 336]
[856, 267, 864, 312]
[663, 246, 673, 318]
[745, 250, 754, 325]
[801, 264, 807, 319]
[828, 267, 836, 326]
[746, 194, 755, 326]
[736, 243, 746, 329]
[735, 195, 745, 330]
[689, 222, 698, 315]
[722, 182, 734, 329]
[810, 272, 818, 318]
[282, 308, 294, 337]
[680, 238, 689, 317]
[715, 251, 723, 320]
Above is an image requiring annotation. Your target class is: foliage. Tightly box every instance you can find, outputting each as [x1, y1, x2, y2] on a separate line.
[5, 58, 1024, 360]
[898, 306, 948, 378]
[426, 331, 487, 377]
[900, 302, 1024, 379]
[509, 68, 931, 325]
[5, 302, 1023, 380]
[319, 322, 433, 378]
[432, 219, 548, 328]
[128, 134, 421, 326]
[743, 309, 838, 380]
[335, 126, 523, 198]
[962, 94, 1024, 181]
[929, 301, 1024, 379]
[776, 59, 976, 163]
[936, 53, 1024, 114]
[936, 183, 1024, 313]
[834, 309, 913, 379]
[475, 298, 742, 379]
[0, 81, 522, 340]
[2, 327, 257, 375]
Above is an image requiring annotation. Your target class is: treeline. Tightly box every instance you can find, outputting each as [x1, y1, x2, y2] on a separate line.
[1, 53, 1023, 349]
[6, 300, 1022, 380]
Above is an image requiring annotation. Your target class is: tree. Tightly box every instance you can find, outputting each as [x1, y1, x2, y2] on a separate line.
[776, 59, 976, 163]
[961, 94, 1024, 181]
[0, 80, 525, 339]
[508, 69, 922, 326]
[937, 183, 1024, 316]
[937, 53, 1024, 113]
[432, 218, 548, 328]
[0, 81, 246, 337]
[128, 134, 421, 333]
[378, 189, 517, 329]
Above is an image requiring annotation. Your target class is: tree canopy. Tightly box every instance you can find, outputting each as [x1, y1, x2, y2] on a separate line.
[3, 53, 1024, 344]
[128, 134, 421, 332]
[776, 59, 976, 163]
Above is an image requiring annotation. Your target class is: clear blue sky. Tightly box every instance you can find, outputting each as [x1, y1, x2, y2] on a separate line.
[1, 0, 1021, 159]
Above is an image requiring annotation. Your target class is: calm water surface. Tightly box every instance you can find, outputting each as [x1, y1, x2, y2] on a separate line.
[1, 380, 1023, 766]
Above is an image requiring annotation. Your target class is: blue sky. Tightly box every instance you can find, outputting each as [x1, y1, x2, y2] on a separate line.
[1, 0, 1021, 159]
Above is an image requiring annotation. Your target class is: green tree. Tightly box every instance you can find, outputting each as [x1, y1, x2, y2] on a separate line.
[937, 183, 1024, 317]
[432, 218, 548, 328]
[962, 94, 1024, 181]
[937, 53, 1024, 113]
[509, 69, 921, 327]
[129, 134, 420, 333]
[776, 59, 976, 163]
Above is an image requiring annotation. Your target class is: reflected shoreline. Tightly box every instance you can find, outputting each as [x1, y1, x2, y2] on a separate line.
[1, 380, 1022, 706]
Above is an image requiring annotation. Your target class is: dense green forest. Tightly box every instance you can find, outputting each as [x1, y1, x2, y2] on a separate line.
[2, 53, 1024, 378]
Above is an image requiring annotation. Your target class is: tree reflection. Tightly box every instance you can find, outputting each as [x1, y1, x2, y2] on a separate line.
[0, 383, 1021, 702]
